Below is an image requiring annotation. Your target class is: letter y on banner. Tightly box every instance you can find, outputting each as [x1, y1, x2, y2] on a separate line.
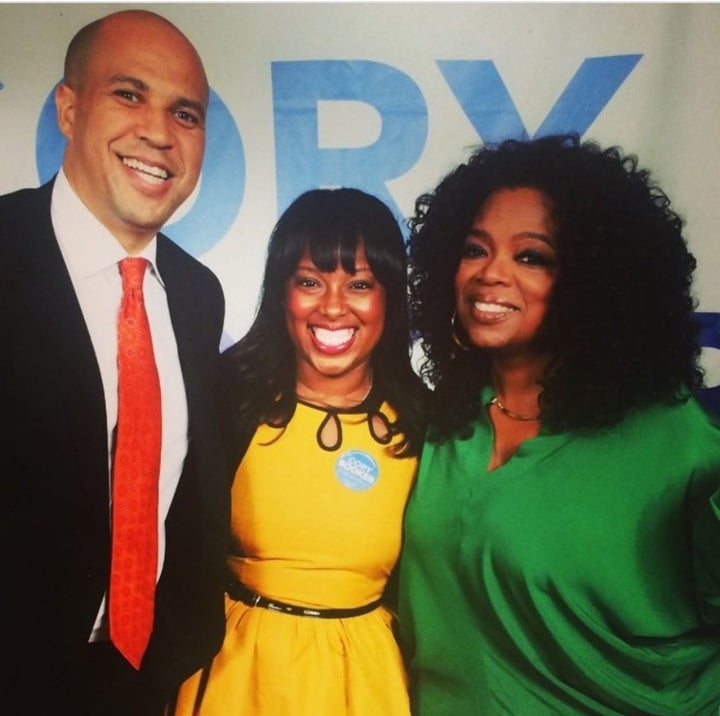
[439, 55, 642, 143]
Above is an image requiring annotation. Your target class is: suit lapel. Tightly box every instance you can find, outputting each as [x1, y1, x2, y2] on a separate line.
[24, 185, 110, 532]
[155, 236, 208, 417]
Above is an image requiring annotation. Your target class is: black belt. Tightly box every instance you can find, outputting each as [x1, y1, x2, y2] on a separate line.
[226, 579, 382, 619]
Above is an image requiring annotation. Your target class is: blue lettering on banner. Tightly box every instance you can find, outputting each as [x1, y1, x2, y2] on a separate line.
[35, 84, 244, 256]
[30, 56, 642, 254]
[272, 60, 428, 219]
[335, 450, 380, 491]
[696, 313, 720, 414]
[438, 55, 643, 143]
[698, 313, 720, 352]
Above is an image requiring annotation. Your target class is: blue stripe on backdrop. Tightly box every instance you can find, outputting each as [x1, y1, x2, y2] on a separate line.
[696, 312, 720, 415]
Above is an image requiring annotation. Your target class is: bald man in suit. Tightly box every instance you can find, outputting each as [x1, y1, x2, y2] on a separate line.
[0, 10, 231, 714]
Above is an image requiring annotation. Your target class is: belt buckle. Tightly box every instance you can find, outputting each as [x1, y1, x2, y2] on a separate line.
[252, 592, 262, 607]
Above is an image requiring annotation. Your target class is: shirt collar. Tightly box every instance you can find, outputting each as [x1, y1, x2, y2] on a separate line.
[51, 168, 164, 287]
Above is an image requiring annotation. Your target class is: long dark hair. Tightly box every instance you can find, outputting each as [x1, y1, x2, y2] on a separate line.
[222, 187, 427, 463]
[408, 135, 703, 438]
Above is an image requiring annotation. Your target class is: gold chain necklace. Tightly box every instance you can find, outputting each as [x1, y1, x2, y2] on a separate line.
[489, 396, 540, 422]
[296, 373, 373, 411]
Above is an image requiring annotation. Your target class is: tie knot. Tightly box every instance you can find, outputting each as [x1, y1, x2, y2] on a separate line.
[120, 258, 149, 293]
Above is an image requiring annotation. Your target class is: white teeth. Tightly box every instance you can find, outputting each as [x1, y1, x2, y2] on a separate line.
[122, 157, 168, 184]
[474, 302, 513, 314]
[313, 327, 355, 346]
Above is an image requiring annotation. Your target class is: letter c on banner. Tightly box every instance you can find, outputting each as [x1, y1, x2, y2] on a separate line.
[35, 84, 244, 257]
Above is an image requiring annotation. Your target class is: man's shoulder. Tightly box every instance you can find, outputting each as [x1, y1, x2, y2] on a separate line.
[156, 232, 223, 298]
[0, 183, 54, 254]
[0, 182, 52, 211]
[157, 232, 215, 276]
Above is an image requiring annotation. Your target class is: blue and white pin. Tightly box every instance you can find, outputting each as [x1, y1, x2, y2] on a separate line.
[335, 450, 379, 491]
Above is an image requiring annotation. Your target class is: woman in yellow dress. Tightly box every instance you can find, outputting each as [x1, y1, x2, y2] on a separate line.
[169, 188, 428, 715]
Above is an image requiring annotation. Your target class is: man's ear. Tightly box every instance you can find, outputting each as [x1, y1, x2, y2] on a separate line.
[55, 83, 76, 140]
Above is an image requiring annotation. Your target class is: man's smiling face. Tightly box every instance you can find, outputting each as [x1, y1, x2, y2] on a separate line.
[55, 12, 208, 250]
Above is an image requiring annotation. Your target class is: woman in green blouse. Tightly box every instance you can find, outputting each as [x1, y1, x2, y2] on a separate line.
[398, 134, 720, 715]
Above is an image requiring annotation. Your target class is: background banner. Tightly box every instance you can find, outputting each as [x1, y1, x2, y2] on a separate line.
[2, 2, 718, 406]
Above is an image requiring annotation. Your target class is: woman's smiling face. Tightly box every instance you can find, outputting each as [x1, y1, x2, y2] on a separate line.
[285, 243, 386, 385]
[454, 186, 558, 359]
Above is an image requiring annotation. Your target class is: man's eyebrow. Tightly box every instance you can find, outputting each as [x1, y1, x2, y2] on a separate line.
[109, 74, 206, 121]
[109, 74, 148, 91]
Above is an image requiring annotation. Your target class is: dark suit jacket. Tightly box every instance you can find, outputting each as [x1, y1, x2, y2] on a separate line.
[0, 181, 231, 706]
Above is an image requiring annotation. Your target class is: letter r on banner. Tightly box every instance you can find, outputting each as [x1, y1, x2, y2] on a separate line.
[272, 60, 428, 220]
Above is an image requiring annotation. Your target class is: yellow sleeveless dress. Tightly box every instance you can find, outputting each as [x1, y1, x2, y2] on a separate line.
[171, 399, 417, 715]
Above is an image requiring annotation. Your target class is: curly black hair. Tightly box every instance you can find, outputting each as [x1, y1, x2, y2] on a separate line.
[222, 187, 427, 465]
[408, 134, 703, 437]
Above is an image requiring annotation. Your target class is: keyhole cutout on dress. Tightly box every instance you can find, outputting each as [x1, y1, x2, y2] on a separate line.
[317, 411, 342, 451]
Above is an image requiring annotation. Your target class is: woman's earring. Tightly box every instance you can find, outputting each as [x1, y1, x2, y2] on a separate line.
[451, 311, 473, 351]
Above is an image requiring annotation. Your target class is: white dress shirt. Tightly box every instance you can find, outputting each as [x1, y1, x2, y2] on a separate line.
[51, 169, 189, 640]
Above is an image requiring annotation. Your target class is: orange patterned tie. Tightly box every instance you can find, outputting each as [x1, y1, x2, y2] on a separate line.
[110, 257, 161, 669]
